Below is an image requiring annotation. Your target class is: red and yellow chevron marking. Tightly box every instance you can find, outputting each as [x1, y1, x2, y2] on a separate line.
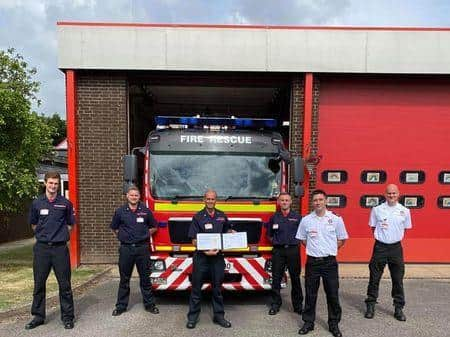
[150, 256, 282, 291]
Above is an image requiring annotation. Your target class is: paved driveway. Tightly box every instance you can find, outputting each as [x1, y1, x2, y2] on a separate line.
[1, 277, 449, 337]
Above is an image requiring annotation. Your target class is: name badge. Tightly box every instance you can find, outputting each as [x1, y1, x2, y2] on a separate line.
[272, 224, 279, 230]
[205, 223, 213, 230]
[40, 209, 49, 215]
[326, 225, 335, 232]
[309, 230, 318, 238]
[381, 223, 388, 230]
[136, 217, 144, 223]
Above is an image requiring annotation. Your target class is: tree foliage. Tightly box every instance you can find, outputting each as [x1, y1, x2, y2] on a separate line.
[0, 48, 53, 213]
[40, 113, 66, 146]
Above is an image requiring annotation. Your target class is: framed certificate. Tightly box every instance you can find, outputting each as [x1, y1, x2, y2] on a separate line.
[222, 232, 248, 250]
[196, 233, 222, 250]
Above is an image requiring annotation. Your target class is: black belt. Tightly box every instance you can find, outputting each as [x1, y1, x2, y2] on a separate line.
[307, 255, 335, 261]
[121, 240, 148, 247]
[375, 240, 401, 246]
[273, 244, 299, 248]
[37, 241, 67, 247]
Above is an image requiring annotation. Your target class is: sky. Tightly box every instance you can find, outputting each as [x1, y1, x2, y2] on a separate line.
[1, 0, 449, 119]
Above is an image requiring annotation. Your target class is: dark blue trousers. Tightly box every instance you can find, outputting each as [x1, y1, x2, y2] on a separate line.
[31, 242, 74, 322]
[302, 256, 341, 328]
[116, 243, 155, 309]
[187, 252, 225, 322]
[270, 245, 303, 311]
[365, 240, 405, 308]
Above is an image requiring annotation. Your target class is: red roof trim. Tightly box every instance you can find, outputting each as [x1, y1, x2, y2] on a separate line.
[56, 22, 450, 31]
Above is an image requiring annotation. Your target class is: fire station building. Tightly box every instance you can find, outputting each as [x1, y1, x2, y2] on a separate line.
[57, 23, 450, 266]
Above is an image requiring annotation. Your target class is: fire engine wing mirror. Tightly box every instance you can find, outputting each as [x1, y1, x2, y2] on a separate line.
[123, 154, 138, 193]
[293, 157, 305, 184]
[294, 185, 304, 197]
[131, 146, 145, 155]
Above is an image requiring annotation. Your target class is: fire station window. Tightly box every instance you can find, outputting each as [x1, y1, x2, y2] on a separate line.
[438, 171, 450, 184]
[400, 195, 424, 209]
[400, 170, 425, 184]
[360, 195, 386, 208]
[361, 170, 387, 184]
[326, 195, 347, 208]
[321, 170, 348, 184]
[437, 196, 450, 209]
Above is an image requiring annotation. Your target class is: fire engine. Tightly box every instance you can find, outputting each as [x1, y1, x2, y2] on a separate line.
[124, 116, 303, 291]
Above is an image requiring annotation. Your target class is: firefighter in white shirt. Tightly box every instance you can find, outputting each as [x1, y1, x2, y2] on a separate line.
[364, 184, 412, 321]
[296, 189, 348, 337]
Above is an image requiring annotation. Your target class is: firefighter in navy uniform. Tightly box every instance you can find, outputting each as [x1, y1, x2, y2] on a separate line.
[296, 190, 349, 337]
[26, 171, 75, 330]
[186, 189, 234, 329]
[364, 184, 412, 322]
[110, 185, 159, 316]
[266, 192, 303, 315]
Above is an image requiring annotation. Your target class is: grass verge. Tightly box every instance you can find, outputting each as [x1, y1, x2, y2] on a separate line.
[0, 241, 107, 312]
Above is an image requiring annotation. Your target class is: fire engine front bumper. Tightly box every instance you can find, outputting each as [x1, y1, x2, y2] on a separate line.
[149, 255, 287, 291]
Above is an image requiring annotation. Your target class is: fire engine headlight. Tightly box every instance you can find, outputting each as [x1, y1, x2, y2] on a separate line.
[150, 259, 166, 271]
[265, 259, 272, 272]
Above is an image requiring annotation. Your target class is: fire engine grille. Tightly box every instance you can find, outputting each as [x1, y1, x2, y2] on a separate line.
[168, 219, 263, 245]
[168, 220, 192, 244]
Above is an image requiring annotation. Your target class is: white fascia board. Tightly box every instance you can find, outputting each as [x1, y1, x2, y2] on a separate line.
[268, 29, 367, 72]
[57, 25, 450, 74]
[366, 31, 450, 74]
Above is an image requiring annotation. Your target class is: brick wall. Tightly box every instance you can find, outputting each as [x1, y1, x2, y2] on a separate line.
[289, 75, 320, 213]
[76, 72, 127, 263]
[289, 76, 304, 212]
[308, 78, 320, 207]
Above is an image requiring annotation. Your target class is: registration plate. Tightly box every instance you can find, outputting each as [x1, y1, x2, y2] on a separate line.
[224, 262, 233, 271]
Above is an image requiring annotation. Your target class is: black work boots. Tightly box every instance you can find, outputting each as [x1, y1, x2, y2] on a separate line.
[364, 302, 375, 319]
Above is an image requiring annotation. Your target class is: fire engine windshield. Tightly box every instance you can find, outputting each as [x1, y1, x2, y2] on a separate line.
[150, 153, 281, 199]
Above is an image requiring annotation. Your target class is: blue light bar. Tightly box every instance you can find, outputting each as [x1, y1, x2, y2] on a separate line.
[155, 116, 277, 129]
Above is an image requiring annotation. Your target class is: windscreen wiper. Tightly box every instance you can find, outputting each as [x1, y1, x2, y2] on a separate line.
[171, 195, 204, 202]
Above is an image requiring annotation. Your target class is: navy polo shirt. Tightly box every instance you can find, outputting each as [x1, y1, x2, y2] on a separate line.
[110, 202, 156, 244]
[188, 208, 231, 240]
[29, 194, 75, 243]
[266, 210, 301, 246]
